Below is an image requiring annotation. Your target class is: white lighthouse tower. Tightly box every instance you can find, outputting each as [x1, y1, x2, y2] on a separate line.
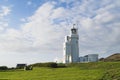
[63, 24, 79, 63]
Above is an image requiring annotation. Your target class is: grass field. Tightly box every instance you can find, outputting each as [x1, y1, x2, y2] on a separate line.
[0, 62, 120, 80]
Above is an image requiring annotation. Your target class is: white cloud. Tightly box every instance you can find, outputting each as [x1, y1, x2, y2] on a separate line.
[20, 18, 26, 22]
[50, 7, 65, 19]
[0, 6, 11, 32]
[0, 0, 120, 64]
[0, 6, 11, 17]
[63, 0, 120, 57]
[0, 2, 66, 55]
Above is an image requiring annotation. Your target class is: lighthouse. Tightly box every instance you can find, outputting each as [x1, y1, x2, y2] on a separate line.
[63, 24, 79, 63]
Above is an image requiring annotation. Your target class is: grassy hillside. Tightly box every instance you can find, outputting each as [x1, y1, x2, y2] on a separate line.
[67, 62, 120, 69]
[104, 53, 120, 61]
[0, 62, 120, 80]
[0, 67, 103, 80]
[100, 68, 120, 80]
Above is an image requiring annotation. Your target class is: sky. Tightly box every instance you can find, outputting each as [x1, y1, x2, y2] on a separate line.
[0, 0, 120, 67]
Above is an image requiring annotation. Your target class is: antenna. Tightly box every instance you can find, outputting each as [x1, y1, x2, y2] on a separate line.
[73, 24, 76, 28]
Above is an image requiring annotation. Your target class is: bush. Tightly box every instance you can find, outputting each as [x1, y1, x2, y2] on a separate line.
[8, 67, 15, 70]
[0, 66, 8, 70]
[30, 62, 58, 68]
[47, 63, 57, 68]
[24, 66, 33, 70]
[57, 63, 66, 68]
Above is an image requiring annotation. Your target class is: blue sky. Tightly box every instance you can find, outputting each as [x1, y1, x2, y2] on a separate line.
[0, 0, 120, 67]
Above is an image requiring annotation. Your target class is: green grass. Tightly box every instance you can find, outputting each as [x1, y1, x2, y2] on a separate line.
[100, 68, 120, 80]
[0, 62, 120, 80]
[0, 68, 103, 80]
[67, 61, 120, 69]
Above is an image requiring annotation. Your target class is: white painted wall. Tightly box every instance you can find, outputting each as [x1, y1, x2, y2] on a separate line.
[63, 27, 79, 63]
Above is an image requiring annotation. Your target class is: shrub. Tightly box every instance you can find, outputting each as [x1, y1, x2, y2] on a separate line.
[0, 66, 8, 70]
[47, 62, 57, 68]
[57, 63, 66, 68]
[30, 62, 58, 68]
[24, 66, 33, 70]
[8, 67, 15, 70]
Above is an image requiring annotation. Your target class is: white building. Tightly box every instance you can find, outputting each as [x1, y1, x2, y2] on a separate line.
[63, 25, 98, 63]
[87, 54, 98, 62]
[79, 54, 98, 62]
[63, 25, 79, 63]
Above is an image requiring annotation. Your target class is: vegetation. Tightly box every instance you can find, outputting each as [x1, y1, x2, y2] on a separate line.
[67, 62, 120, 70]
[0, 62, 120, 80]
[30, 62, 58, 68]
[0, 67, 103, 80]
[100, 68, 120, 80]
[30, 62, 66, 68]
[100, 53, 120, 61]
[0, 66, 8, 70]
[24, 66, 33, 70]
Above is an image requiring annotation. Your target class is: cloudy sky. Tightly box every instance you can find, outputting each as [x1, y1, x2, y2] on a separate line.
[0, 0, 120, 67]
